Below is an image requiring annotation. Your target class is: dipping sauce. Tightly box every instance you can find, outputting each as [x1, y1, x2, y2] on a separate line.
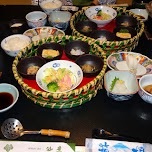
[0, 92, 14, 110]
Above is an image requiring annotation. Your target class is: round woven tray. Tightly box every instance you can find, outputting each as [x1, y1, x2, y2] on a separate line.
[70, 7, 144, 57]
[12, 35, 107, 109]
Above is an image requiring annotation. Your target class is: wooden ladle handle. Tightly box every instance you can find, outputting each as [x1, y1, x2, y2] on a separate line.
[40, 129, 70, 138]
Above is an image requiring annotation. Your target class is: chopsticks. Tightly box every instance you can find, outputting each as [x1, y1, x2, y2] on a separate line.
[108, 3, 129, 7]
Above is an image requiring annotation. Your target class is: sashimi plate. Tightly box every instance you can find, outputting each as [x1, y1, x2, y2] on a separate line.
[107, 52, 152, 79]
[23, 26, 65, 42]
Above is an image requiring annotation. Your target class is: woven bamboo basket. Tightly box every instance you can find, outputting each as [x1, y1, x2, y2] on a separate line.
[70, 7, 145, 57]
[12, 35, 107, 109]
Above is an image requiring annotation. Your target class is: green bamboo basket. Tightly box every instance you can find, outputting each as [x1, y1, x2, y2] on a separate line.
[12, 35, 107, 109]
[70, 7, 145, 57]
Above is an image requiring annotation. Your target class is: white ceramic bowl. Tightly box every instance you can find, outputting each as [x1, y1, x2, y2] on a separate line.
[0, 83, 19, 113]
[48, 11, 72, 31]
[1, 34, 31, 57]
[36, 60, 83, 93]
[26, 11, 47, 28]
[138, 74, 152, 104]
[104, 70, 139, 101]
[85, 5, 117, 27]
[130, 9, 148, 22]
[40, 0, 62, 15]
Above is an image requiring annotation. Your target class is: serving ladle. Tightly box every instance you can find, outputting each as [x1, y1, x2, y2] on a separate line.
[1, 118, 70, 139]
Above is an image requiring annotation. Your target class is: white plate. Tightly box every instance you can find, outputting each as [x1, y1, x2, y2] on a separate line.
[23, 26, 65, 42]
[107, 52, 152, 79]
[36, 60, 83, 93]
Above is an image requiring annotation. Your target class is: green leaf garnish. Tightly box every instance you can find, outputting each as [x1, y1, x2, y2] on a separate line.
[119, 29, 129, 33]
[97, 10, 102, 16]
[110, 77, 119, 91]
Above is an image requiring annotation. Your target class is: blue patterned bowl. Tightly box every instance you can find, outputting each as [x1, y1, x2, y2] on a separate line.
[26, 11, 47, 28]
[40, 0, 62, 15]
[138, 74, 152, 104]
[104, 70, 139, 101]
[1, 34, 31, 57]
[85, 5, 117, 27]
[36, 60, 83, 93]
[48, 11, 71, 31]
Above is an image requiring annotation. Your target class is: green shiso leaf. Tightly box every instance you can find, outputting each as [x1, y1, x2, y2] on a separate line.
[110, 77, 119, 91]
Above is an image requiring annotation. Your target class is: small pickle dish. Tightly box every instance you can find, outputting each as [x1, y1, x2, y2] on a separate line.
[12, 35, 107, 109]
[70, 6, 144, 57]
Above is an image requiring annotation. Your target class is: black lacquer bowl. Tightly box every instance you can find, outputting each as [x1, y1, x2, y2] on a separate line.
[75, 54, 104, 77]
[17, 56, 46, 80]
[75, 20, 97, 36]
[64, 40, 90, 60]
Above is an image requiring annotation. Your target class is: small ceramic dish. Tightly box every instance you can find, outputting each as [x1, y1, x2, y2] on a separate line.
[23, 26, 65, 42]
[75, 54, 104, 77]
[85, 5, 117, 27]
[75, 20, 98, 36]
[104, 70, 139, 101]
[90, 29, 115, 42]
[107, 52, 152, 79]
[138, 74, 152, 104]
[9, 19, 26, 34]
[36, 60, 83, 93]
[130, 9, 148, 22]
[37, 42, 63, 62]
[0, 83, 19, 113]
[113, 26, 137, 41]
[17, 56, 46, 80]
[115, 15, 137, 28]
[64, 40, 90, 60]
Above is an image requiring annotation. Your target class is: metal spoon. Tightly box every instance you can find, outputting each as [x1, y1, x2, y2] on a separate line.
[1, 118, 70, 139]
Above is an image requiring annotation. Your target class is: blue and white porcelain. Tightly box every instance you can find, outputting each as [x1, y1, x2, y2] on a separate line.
[40, 0, 62, 15]
[36, 60, 83, 93]
[85, 5, 117, 27]
[26, 11, 47, 28]
[138, 74, 152, 104]
[104, 70, 139, 101]
[1, 34, 31, 57]
[48, 11, 71, 31]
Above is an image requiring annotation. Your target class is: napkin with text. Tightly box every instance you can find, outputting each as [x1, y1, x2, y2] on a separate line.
[85, 138, 152, 152]
[0, 141, 75, 152]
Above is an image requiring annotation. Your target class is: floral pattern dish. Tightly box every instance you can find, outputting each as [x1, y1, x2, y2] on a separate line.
[23, 26, 65, 42]
[107, 52, 152, 79]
